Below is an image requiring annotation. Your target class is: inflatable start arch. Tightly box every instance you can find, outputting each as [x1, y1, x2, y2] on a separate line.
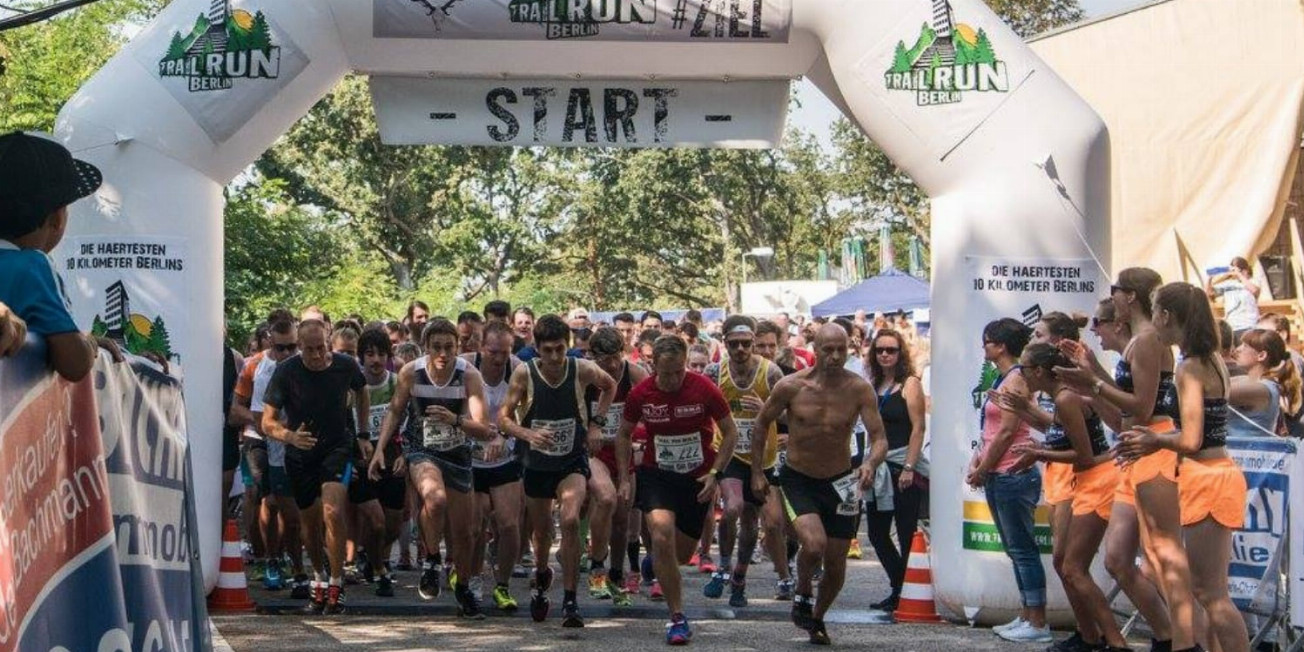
[55, 0, 1110, 621]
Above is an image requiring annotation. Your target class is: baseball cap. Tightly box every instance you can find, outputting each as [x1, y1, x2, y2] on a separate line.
[0, 131, 102, 237]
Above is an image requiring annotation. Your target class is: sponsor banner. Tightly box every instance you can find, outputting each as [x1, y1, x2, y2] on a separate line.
[373, 0, 791, 43]
[1294, 438, 1304, 627]
[854, 0, 1037, 160]
[1225, 436, 1295, 614]
[0, 347, 207, 652]
[961, 257, 1105, 555]
[961, 500, 1052, 554]
[131, 0, 309, 142]
[370, 77, 789, 149]
[64, 236, 188, 378]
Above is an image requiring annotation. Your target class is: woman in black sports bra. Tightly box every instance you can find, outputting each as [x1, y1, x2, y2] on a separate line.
[1120, 282, 1248, 652]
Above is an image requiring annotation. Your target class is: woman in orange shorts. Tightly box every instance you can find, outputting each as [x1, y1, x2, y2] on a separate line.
[1121, 283, 1249, 652]
[1012, 342, 1129, 651]
[1059, 272, 1178, 651]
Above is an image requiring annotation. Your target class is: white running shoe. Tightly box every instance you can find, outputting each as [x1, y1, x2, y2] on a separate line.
[992, 616, 1027, 634]
[998, 622, 1053, 643]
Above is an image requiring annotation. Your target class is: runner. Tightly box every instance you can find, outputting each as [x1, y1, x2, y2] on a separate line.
[457, 310, 484, 355]
[230, 318, 303, 593]
[585, 326, 650, 607]
[261, 319, 370, 615]
[755, 319, 801, 592]
[499, 314, 617, 628]
[513, 307, 536, 357]
[616, 335, 743, 645]
[701, 316, 791, 608]
[750, 324, 887, 645]
[641, 311, 664, 332]
[613, 312, 638, 354]
[466, 319, 526, 612]
[355, 328, 406, 597]
[368, 317, 495, 619]
[484, 299, 511, 324]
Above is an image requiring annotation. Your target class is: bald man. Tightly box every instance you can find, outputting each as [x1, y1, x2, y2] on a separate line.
[750, 324, 887, 645]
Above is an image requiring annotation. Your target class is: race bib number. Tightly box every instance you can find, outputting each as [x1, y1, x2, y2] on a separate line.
[367, 405, 388, 439]
[654, 433, 705, 474]
[735, 418, 756, 450]
[422, 419, 465, 451]
[472, 428, 510, 462]
[533, 418, 577, 457]
[832, 473, 861, 503]
[591, 402, 623, 442]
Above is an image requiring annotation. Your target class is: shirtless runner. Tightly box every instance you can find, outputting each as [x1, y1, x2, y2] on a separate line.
[751, 324, 887, 645]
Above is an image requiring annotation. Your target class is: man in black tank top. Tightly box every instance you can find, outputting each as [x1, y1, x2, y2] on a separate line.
[500, 315, 617, 628]
[369, 318, 494, 618]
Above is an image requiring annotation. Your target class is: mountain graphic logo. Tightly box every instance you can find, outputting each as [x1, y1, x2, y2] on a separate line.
[90, 281, 177, 362]
[884, 0, 1009, 106]
[158, 0, 280, 92]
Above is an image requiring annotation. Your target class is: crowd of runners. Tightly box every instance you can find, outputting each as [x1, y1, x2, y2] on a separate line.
[223, 302, 906, 645]
[221, 264, 1283, 650]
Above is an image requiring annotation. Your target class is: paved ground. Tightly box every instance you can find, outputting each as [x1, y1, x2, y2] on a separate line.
[211, 548, 1120, 651]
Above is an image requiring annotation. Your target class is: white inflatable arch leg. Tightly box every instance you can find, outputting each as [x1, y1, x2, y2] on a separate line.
[57, 0, 1108, 613]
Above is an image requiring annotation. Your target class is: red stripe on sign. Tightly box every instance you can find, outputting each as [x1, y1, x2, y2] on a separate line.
[0, 377, 113, 645]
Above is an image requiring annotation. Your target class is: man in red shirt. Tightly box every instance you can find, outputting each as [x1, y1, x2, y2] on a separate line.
[616, 335, 742, 646]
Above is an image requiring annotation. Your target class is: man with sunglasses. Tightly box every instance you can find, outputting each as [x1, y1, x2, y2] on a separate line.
[500, 314, 617, 628]
[585, 326, 649, 605]
[229, 318, 306, 595]
[701, 315, 791, 609]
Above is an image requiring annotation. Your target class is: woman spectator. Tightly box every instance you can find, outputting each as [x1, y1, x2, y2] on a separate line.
[863, 329, 927, 612]
[1121, 282, 1249, 652]
[1228, 329, 1302, 437]
[1057, 270, 1176, 650]
[967, 318, 1048, 642]
[1012, 343, 1128, 652]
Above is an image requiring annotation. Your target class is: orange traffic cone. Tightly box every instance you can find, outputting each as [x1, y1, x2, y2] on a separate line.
[894, 530, 944, 624]
[208, 519, 256, 612]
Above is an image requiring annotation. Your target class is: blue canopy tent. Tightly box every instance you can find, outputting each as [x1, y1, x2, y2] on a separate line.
[811, 270, 930, 317]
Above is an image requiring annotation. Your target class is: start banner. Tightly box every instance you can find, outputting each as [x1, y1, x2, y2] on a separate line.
[0, 343, 208, 652]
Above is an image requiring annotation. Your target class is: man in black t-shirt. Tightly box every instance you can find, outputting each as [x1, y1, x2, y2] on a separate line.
[262, 320, 368, 615]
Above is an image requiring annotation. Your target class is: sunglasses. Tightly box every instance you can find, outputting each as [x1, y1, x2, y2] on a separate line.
[1092, 317, 1113, 328]
[873, 346, 900, 355]
[1110, 284, 1134, 295]
[726, 340, 754, 349]
[273, 343, 298, 353]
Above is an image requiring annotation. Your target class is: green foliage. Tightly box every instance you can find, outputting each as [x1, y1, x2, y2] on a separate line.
[984, 0, 1084, 38]
[890, 41, 913, 74]
[0, 0, 164, 132]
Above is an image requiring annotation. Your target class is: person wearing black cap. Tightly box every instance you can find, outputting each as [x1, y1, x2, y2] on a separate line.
[0, 131, 105, 381]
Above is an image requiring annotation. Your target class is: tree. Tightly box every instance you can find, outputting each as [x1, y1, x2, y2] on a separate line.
[984, 0, 1084, 38]
[249, 11, 272, 51]
[974, 29, 997, 64]
[149, 315, 174, 360]
[165, 32, 186, 60]
[891, 41, 912, 73]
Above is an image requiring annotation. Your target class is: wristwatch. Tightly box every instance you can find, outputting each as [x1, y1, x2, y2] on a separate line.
[903, 463, 915, 472]
[590, 414, 609, 429]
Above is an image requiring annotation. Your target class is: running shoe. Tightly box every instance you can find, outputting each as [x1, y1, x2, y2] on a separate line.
[808, 619, 830, 645]
[847, 539, 862, 560]
[703, 571, 728, 599]
[561, 601, 584, 628]
[418, 558, 441, 600]
[290, 574, 311, 600]
[687, 552, 700, 567]
[791, 595, 815, 631]
[666, 614, 692, 646]
[469, 575, 484, 602]
[611, 583, 633, 607]
[649, 580, 664, 601]
[301, 581, 326, 615]
[697, 555, 716, 574]
[323, 585, 346, 615]
[263, 559, 284, 591]
[870, 593, 900, 612]
[343, 563, 360, 586]
[248, 559, 266, 582]
[456, 586, 485, 620]
[492, 584, 518, 612]
[374, 575, 395, 598]
[728, 580, 748, 608]
[357, 551, 375, 584]
[992, 616, 1027, 635]
[1045, 631, 1092, 652]
[530, 567, 554, 622]
[625, 571, 642, 596]
[774, 578, 795, 601]
[589, 569, 613, 599]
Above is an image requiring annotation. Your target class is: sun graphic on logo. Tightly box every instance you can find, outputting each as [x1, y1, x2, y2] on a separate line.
[955, 23, 979, 46]
[130, 313, 154, 337]
[232, 9, 256, 30]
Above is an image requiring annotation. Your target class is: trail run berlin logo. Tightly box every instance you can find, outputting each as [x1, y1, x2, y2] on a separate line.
[508, 0, 655, 38]
[884, 0, 1009, 106]
[158, 0, 280, 92]
[418, 0, 775, 41]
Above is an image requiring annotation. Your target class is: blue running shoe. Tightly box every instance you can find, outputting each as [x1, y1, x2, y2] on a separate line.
[703, 571, 728, 599]
[263, 559, 284, 591]
[666, 613, 692, 646]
